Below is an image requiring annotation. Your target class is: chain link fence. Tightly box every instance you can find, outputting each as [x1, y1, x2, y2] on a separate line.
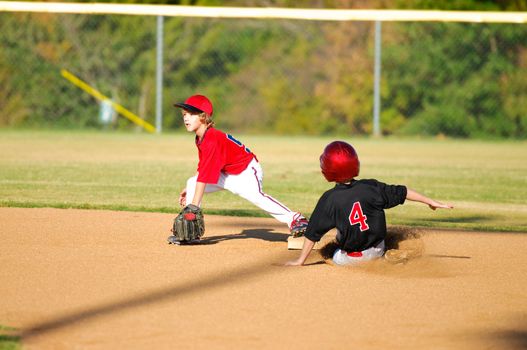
[1, 11, 526, 138]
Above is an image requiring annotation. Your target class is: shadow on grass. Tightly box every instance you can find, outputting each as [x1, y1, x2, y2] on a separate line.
[199, 228, 289, 245]
[417, 215, 492, 224]
[0, 203, 269, 218]
[205, 209, 267, 217]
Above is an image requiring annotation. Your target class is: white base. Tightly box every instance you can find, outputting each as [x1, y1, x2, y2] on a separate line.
[287, 236, 319, 250]
[286, 230, 338, 250]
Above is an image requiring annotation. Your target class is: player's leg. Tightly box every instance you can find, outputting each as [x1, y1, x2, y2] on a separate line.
[184, 175, 225, 206]
[223, 159, 308, 234]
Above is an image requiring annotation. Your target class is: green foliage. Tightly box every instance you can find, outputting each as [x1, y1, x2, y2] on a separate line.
[395, 0, 526, 11]
[383, 22, 527, 138]
[0, 3, 526, 138]
[0, 12, 158, 129]
[0, 53, 28, 127]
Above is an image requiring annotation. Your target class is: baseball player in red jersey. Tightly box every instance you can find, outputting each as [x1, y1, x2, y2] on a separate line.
[174, 94, 309, 239]
[285, 141, 453, 266]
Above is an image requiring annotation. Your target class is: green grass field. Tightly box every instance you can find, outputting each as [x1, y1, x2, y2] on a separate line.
[0, 325, 19, 350]
[1, 129, 526, 232]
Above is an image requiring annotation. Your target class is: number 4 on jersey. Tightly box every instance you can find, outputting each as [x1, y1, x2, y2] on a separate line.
[349, 201, 369, 231]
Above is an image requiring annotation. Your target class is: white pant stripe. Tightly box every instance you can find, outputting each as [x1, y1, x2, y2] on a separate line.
[185, 159, 299, 227]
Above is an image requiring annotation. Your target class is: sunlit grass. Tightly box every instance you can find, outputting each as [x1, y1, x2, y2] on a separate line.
[0, 325, 20, 350]
[0, 129, 526, 232]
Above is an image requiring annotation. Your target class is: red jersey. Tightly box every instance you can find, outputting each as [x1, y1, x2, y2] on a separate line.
[196, 128, 256, 184]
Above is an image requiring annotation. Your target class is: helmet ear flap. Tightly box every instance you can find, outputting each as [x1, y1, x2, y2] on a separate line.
[319, 141, 360, 183]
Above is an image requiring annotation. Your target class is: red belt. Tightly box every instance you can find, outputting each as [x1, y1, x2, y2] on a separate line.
[346, 251, 363, 257]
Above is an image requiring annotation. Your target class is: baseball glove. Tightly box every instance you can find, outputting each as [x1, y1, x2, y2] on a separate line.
[168, 204, 205, 245]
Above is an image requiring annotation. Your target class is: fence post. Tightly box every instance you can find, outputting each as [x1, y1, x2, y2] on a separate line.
[155, 15, 164, 134]
[373, 20, 382, 137]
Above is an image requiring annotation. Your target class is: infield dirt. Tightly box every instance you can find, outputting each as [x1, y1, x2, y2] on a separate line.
[1, 207, 526, 350]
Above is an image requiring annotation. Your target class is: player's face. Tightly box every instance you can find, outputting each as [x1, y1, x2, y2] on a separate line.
[181, 110, 204, 132]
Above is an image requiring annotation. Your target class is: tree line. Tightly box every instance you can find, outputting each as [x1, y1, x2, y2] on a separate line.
[0, 0, 525, 138]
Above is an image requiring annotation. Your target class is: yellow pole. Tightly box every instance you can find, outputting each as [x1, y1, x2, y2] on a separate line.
[60, 69, 156, 133]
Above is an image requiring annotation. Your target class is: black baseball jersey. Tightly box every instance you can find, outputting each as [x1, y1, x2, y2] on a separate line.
[304, 179, 407, 253]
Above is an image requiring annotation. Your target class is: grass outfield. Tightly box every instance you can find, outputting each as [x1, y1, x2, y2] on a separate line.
[0, 324, 19, 350]
[0, 129, 526, 232]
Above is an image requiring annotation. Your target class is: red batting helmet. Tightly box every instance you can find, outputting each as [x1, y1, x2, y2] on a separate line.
[174, 94, 214, 116]
[319, 141, 360, 183]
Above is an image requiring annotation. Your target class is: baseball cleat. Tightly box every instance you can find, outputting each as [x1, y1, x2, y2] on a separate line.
[167, 235, 201, 245]
[384, 249, 410, 264]
[167, 235, 181, 245]
[290, 217, 309, 237]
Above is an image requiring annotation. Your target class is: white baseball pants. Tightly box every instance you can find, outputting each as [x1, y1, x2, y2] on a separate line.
[185, 158, 300, 227]
[332, 240, 386, 266]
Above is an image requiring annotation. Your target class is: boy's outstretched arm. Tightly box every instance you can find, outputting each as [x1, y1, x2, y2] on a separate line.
[406, 188, 454, 210]
[285, 238, 316, 266]
[191, 181, 207, 207]
[179, 172, 200, 207]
